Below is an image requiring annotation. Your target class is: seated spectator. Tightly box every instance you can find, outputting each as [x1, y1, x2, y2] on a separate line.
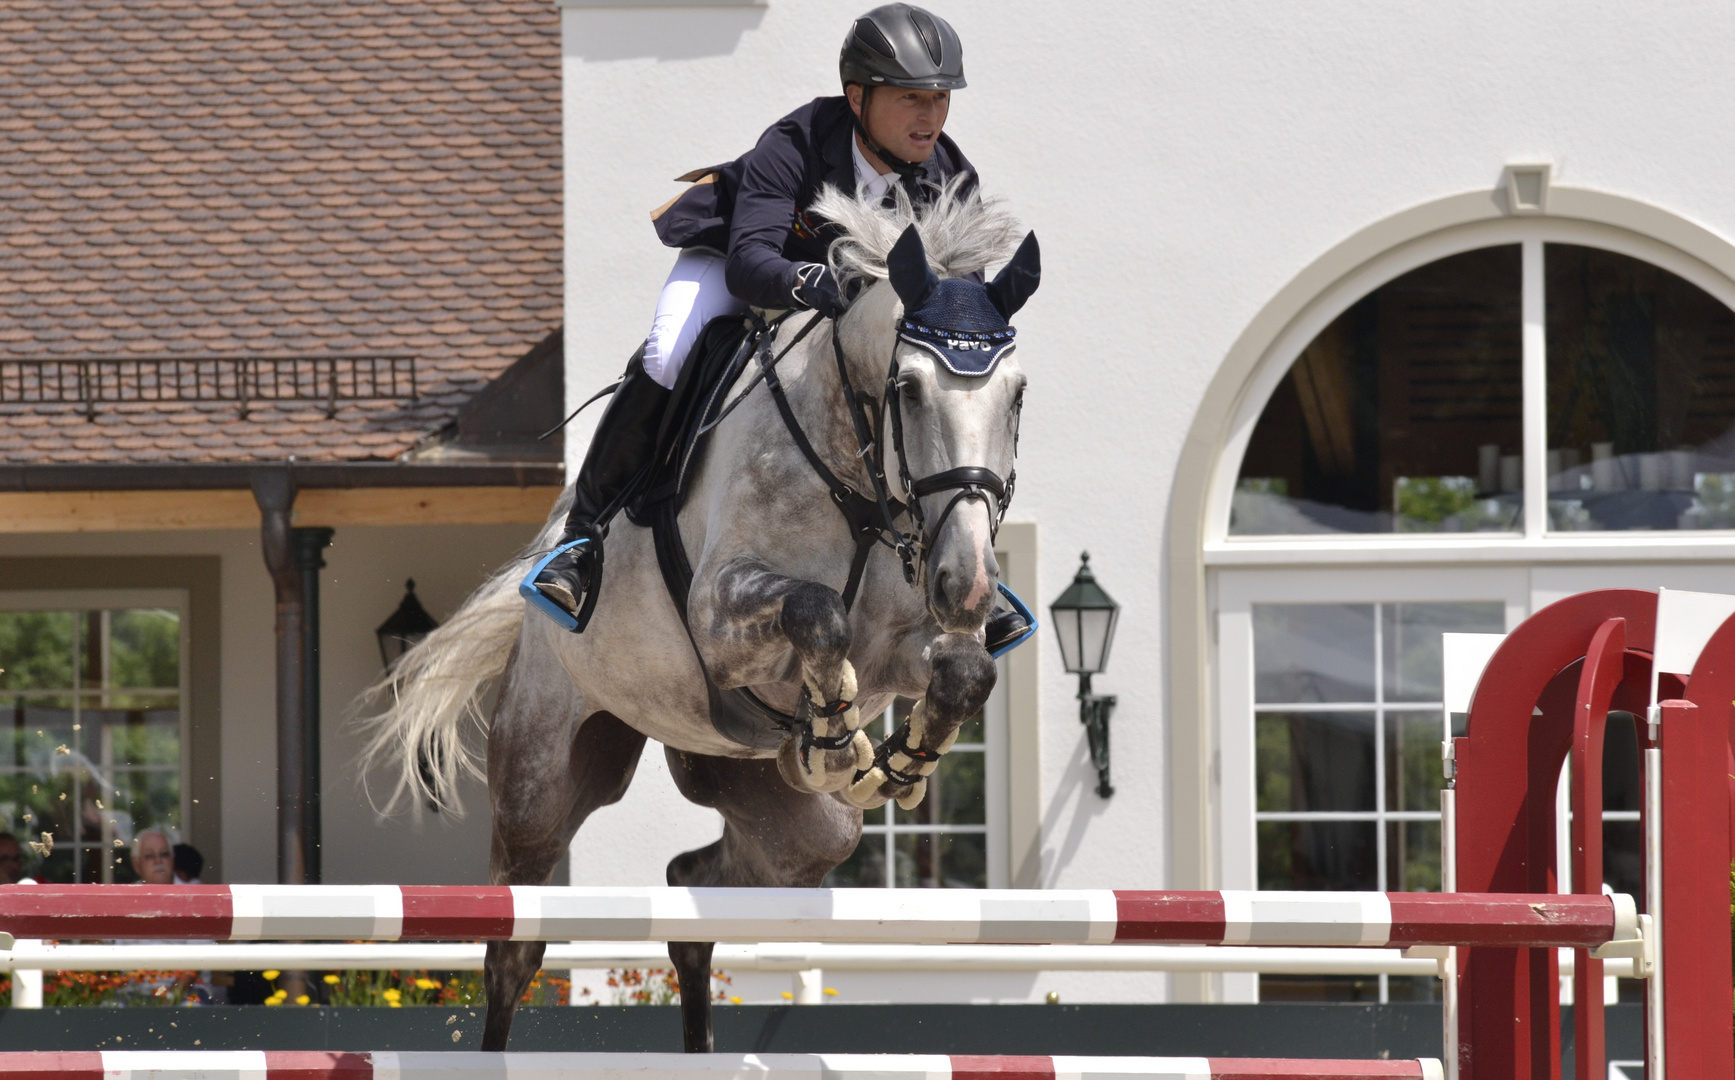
[131, 828, 174, 885]
[173, 843, 203, 885]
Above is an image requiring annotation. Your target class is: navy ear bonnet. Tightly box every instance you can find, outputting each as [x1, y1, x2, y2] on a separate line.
[897, 278, 1016, 378]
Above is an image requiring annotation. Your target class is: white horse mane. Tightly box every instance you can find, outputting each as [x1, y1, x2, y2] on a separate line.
[813, 176, 1025, 286]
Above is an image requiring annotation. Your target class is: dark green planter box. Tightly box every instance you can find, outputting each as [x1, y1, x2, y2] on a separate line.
[0, 1003, 1641, 1068]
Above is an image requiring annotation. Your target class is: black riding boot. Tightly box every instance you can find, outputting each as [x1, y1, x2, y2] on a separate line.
[532, 350, 671, 631]
[984, 606, 1032, 654]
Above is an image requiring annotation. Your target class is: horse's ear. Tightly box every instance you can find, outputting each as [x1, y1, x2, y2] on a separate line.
[986, 231, 1041, 320]
[887, 225, 938, 312]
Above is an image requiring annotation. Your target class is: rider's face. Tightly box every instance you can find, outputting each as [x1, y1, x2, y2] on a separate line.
[847, 86, 950, 168]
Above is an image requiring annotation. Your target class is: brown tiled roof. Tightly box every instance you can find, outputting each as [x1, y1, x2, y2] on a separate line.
[0, 0, 562, 465]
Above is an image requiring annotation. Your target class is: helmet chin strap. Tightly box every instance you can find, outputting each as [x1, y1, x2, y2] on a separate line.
[853, 87, 925, 181]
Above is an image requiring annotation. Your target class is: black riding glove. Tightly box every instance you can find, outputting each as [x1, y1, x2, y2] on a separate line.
[793, 262, 849, 319]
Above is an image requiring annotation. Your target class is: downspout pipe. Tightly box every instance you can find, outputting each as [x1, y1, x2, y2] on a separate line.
[293, 527, 334, 885]
[251, 467, 307, 886]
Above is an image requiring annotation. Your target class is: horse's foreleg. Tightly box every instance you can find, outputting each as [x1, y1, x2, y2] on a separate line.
[664, 749, 863, 1052]
[704, 559, 871, 793]
[845, 632, 995, 810]
[481, 647, 646, 1051]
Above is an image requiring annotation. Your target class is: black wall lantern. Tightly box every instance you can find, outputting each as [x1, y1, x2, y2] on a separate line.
[376, 579, 439, 668]
[1050, 552, 1121, 798]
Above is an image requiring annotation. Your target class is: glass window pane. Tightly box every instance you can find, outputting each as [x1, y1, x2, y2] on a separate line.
[0, 612, 76, 691]
[894, 751, 983, 826]
[1258, 820, 1377, 890]
[894, 832, 986, 889]
[823, 835, 887, 887]
[1385, 711, 1446, 813]
[98, 709, 181, 768]
[1381, 602, 1505, 702]
[1254, 604, 1375, 703]
[1386, 819, 1441, 892]
[108, 610, 179, 690]
[1257, 712, 1375, 813]
[1234, 246, 1523, 535]
[1545, 243, 1735, 531]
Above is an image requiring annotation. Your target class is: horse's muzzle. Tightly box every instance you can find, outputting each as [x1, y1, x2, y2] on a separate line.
[926, 499, 1001, 634]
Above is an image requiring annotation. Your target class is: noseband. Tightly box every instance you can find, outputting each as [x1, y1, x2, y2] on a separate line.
[882, 355, 1015, 587]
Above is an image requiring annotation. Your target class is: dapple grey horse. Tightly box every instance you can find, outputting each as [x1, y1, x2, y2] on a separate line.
[360, 181, 1039, 1052]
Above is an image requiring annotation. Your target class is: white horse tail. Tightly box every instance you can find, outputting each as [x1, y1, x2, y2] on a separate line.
[356, 490, 570, 815]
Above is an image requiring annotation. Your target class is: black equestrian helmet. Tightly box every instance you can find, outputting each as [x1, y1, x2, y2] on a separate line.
[839, 4, 966, 92]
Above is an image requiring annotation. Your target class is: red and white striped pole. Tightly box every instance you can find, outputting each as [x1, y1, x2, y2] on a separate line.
[0, 886, 1631, 950]
[0, 1051, 1447, 1080]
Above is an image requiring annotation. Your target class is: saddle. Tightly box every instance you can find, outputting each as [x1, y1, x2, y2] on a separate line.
[626, 313, 803, 751]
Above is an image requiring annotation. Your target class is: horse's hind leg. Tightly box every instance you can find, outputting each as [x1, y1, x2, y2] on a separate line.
[480, 652, 647, 1050]
[663, 748, 863, 1052]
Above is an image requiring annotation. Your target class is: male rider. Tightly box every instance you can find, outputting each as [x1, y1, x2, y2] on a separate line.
[533, 4, 1029, 652]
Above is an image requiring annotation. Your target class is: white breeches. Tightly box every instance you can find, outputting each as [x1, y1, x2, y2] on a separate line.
[643, 248, 750, 390]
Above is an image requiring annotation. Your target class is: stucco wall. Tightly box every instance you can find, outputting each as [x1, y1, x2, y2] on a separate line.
[557, 0, 1735, 1001]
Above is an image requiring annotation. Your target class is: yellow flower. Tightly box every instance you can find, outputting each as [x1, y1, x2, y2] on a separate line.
[823, 988, 838, 996]
[779, 991, 793, 1000]
[263, 970, 281, 981]
[295, 994, 310, 1006]
[382, 988, 402, 1002]
[265, 997, 283, 1007]
[389, 1000, 402, 1008]
[323, 974, 340, 985]
[728, 996, 742, 1005]
[415, 978, 440, 990]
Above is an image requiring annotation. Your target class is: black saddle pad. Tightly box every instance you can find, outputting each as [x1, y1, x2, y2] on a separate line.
[627, 314, 758, 525]
[627, 314, 799, 751]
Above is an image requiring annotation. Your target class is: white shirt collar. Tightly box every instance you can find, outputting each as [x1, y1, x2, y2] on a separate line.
[851, 135, 896, 201]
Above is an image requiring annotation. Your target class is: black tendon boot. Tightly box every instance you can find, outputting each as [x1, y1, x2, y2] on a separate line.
[533, 352, 671, 631]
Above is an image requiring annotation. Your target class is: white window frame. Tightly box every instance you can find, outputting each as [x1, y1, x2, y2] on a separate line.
[0, 588, 191, 883]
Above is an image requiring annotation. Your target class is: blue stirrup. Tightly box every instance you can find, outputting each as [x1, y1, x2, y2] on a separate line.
[519, 537, 592, 632]
[989, 581, 1039, 659]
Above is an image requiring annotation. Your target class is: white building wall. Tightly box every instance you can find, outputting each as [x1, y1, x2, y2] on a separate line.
[558, 0, 1735, 1002]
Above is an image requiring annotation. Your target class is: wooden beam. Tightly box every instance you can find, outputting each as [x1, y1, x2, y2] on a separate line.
[294, 486, 559, 527]
[0, 487, 561, 533]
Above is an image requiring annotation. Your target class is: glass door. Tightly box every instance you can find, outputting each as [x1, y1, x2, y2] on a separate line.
[1215, 567, 1528, 1002]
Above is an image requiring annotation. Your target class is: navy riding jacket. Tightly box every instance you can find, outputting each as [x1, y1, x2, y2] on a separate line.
[652, 95, 977, 310]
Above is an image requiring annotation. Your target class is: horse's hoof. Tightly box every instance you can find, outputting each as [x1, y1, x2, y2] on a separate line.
[895, 778, 927, 812]
[851, 728, 873, 771]
[775, 732, 860, 795]
[843, 766, 891, 809]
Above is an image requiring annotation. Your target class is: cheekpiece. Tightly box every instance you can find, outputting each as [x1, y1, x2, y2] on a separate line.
[897, 278, 1017, 378]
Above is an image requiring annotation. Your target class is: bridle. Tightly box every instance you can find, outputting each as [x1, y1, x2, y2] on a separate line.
[875, 321, 1016, 589]
[759, 303, 1018, 614]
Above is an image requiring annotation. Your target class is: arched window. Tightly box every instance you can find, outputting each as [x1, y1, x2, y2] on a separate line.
[1231, 242, 1735, 536]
